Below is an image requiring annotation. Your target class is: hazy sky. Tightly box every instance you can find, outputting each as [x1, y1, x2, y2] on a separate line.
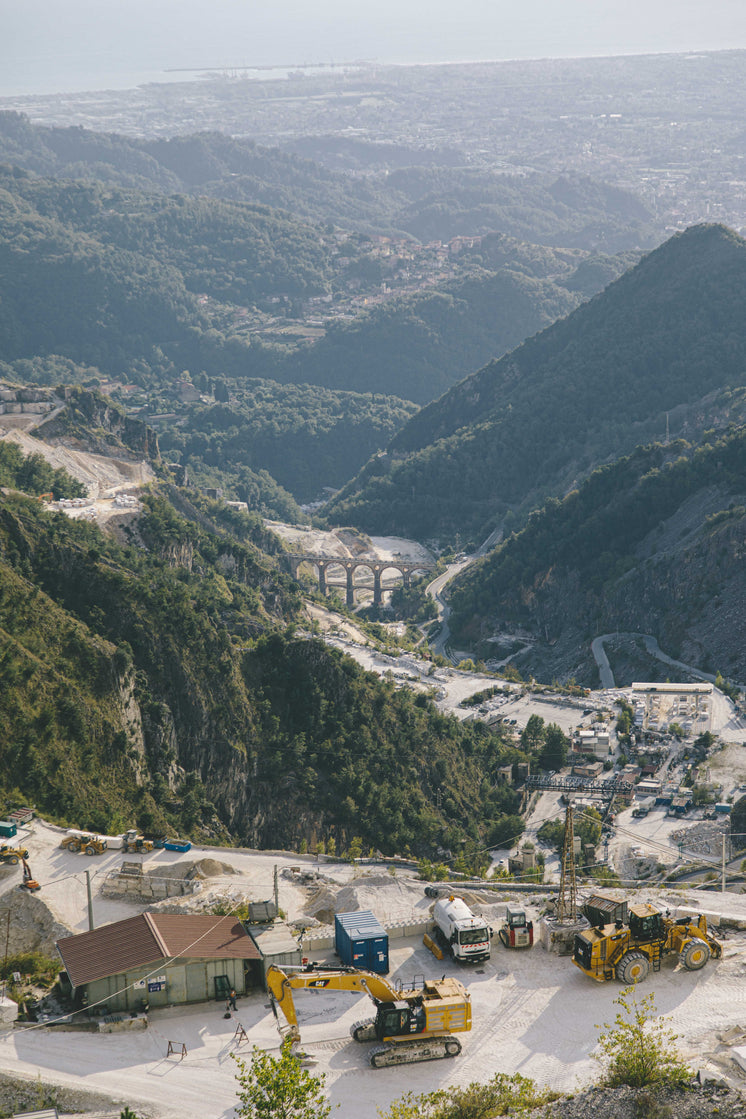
[3, 0, 746, 95]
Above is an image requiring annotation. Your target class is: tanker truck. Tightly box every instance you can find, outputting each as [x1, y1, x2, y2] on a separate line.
[431, 894, 492, 963]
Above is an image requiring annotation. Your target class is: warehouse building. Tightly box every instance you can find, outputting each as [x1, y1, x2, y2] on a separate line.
[56, 912, 263, 1013]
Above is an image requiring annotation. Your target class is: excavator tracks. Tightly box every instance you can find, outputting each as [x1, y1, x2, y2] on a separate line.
[368, 1036, 461, 1068]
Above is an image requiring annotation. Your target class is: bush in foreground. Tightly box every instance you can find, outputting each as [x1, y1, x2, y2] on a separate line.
[596, 987, 691, 1089]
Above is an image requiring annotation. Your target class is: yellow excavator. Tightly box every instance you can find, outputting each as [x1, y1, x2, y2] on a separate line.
[573, 903, 722, 983]
[266, 963, 471, 1068]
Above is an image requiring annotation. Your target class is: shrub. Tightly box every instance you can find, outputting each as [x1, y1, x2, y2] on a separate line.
[595, 987, 690, 1089]
[378, 1072, 557, 1118]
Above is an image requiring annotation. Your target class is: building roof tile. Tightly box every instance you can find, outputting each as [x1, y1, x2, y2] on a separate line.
[57, 913, 260, 988]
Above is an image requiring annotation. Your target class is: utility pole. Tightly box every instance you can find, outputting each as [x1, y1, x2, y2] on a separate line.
[85, 870, 95, 931]
[273, 865, 279, 913]
[3, 909, 9, 973]
[722, 832, 727, 895]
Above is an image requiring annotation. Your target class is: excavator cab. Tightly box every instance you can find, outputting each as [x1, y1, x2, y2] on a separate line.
[376, 1001, 427, 1039]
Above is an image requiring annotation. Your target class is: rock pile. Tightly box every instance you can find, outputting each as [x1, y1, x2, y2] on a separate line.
[671, 820, 729, 859]
[5, 890, 73, 955]
[101, 858, 235, 902]
[524, 1083, 746, 1119]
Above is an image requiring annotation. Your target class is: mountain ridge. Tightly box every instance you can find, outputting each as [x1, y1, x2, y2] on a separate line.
[324, 224, 746, 544]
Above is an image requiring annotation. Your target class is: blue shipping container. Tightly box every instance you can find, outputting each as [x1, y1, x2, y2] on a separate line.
[335, 910, 389, 974]
[0, 821, 17, 839]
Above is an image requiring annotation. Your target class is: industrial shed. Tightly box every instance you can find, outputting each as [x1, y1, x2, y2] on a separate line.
[247, 922, 303, 986]
[56, 913, 262, 1013]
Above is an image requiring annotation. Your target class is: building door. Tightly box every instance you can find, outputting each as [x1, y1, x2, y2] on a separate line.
[214, 974, 231, 1001]
[186, 962, 207, 1002]
[166, 965, 187, 1004]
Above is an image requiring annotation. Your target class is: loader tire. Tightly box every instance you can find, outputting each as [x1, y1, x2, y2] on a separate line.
[681, 939, 710, 971]
[85, 845, 96, 856]
[6, 856, 19, 865]
[615, 951, 650, 984]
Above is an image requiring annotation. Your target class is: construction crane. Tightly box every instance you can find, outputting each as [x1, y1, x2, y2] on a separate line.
[557, 802, 578, 923]
[266, 963, 471, 1067]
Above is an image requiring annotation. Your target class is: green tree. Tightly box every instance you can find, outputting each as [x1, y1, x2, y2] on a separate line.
[520, 713, 546, 754]
[538, 722, 568, 770]
[233, 1041, 333, 1119]
[595, 987, 690, 1089]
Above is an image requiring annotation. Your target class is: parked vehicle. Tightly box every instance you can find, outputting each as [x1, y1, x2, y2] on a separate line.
[431, 895, 491, 963]
[60, 833, 108, 855]
[573, 903, 721, 983]
[121, 830, 154, 854]
[267, 963, 471, 1067]
[0, 845, 30, 865]
[498, 905, 533, 949]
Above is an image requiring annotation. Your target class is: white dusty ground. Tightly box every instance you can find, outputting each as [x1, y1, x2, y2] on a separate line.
[5, 821, 746, 1117]
[265, 522, 435, 565]
[0, 429, 154, 503]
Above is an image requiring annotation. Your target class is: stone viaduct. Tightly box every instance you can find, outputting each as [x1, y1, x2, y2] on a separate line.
[286, 553, 435, 607]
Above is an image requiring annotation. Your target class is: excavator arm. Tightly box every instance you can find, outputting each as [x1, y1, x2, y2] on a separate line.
[266, 964, 400, 1041]
[265, 963, 471, 1069]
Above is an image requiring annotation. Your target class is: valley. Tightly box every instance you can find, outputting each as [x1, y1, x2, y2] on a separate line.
[3, 36, 746, 1119]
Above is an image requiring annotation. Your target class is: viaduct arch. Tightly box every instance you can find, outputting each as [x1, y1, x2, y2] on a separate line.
[286, 553, 435, 608]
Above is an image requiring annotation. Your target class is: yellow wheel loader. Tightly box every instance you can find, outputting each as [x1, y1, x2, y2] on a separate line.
[0, 845, 30, 865]
[121, 830, 153, 853]
[60, 833, 108, 855]
[572, 903, 722, 983]
[266, 962, 471, 1067]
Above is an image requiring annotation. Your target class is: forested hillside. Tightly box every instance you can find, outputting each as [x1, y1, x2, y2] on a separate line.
[0, 112, 657, 249]
[325, 225, 746, 543]
[156, 381, 419, 502]
[0, 476, 524, 854]
[274, 269, 581, 404]
[449, 425, 746, 683]
[0, 167, 331, 371]
[0, 156, 644, 501]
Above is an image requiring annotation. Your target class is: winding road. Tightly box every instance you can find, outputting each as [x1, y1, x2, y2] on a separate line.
[590, 631, 718, 689]
[425, 558, 471, 659]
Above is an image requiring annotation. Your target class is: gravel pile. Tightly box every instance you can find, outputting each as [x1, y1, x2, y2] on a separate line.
[3, 889, 73, 955]
[526, 1083, 746, 1118]
[0, 1071, 139, 1117]
[670, 820, 729, 858]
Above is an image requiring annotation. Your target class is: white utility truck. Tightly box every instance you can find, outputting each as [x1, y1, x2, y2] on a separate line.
[431, 894, 492, 963]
